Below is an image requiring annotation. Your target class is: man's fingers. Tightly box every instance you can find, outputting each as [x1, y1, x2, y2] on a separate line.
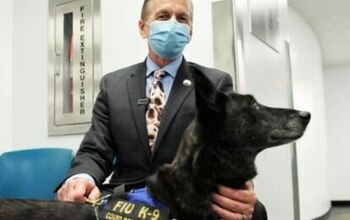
[72, 180, 91, 203]
[56, 185, 67, 201]
[87, 186, 101, 201]
[56, 178, 98, 203]
[212, 183, 257, 219]
[212, 192, 254, 216]
[243, 180, 254, 191]
[217, 185, 256, 204]
[212, 204, 247, 220]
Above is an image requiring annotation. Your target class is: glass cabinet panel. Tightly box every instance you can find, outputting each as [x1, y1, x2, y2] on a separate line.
[49, 0, 101, 135]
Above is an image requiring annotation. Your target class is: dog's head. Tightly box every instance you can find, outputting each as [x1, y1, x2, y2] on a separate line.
[191, 66, 311, 152]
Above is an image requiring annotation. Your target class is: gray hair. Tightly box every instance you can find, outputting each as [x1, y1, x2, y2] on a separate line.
[141, 0, 194, 23]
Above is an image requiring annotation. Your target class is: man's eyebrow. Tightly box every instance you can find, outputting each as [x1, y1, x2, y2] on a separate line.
[153, 8, 190, 17]
[177, 11, 190, 18]
[154, 8, 171, 16]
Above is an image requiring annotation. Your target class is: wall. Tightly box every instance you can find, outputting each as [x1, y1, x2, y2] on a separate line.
[324, 65, 350, 200]
[289, 8, 330, 219]
[235, 0, 297, 219]
[11, 0, 88, 150]
[0, 0, 13, 152]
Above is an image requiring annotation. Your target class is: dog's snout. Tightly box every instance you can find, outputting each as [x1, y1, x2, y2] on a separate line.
[298, 111, 311, 122]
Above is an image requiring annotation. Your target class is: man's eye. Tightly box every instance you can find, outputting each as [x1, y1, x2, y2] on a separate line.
[177, 16, 189, 24]
[157, 15, 170, 20]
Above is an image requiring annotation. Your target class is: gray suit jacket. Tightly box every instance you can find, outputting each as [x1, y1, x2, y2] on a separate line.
[67, 58, 233, 187]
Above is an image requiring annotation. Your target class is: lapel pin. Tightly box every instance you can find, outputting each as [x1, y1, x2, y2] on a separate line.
[183, 79, 192, 87]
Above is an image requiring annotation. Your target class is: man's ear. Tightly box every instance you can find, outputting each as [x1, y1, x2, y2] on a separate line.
[139, 20, 148, 39]
[191, 66, 228, 116]
[189, 27, 193, 41]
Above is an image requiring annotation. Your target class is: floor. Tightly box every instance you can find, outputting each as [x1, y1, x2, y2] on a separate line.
[321, 206, 350, 220]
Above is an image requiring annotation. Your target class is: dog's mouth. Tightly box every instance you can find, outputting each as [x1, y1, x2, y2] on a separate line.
[270, 133, 302, 141]
[268, 128, 305, 145]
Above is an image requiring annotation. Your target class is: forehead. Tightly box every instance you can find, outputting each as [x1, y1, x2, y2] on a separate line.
[147, 0, 191, 16]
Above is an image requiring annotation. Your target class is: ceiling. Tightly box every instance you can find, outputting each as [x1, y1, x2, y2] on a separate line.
[288, 0, 350, 66]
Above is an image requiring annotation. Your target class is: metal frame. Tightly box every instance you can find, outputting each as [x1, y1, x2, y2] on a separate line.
[231, 0, 247, 93]
[285, 41, 301, 220]
[212, 0, 246, 93]
[48, 0, 101, 135]
[212, 0, 237, 91]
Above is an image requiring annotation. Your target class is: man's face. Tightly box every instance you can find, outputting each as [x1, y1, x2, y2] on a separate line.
[139, 0, 192, 39]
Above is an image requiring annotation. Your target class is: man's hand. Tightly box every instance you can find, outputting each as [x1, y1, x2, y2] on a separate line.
[212, 181, 256, 220]
[56, 178, 101, 203]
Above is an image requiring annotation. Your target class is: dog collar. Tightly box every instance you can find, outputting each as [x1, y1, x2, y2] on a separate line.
[86, 194, 112, 220]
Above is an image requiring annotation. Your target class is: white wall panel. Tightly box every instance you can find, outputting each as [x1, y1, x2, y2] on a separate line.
[289, 8, 330, 220]
[11, 0, 83, 150]
[0, 0, 13, 152]
[324, 64, 350, 200]
[237, 0, 296, 218]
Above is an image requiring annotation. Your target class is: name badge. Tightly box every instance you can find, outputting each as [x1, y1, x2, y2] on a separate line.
[138, 98, 149, 106]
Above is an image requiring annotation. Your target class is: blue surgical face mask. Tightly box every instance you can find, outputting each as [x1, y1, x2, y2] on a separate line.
[148, 18, 191, 60]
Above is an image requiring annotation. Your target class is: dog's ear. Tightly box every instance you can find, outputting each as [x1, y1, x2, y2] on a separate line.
[191, 66, 228, 118]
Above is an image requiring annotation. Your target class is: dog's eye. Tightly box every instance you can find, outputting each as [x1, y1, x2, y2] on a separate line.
[252, 103, 260, 110]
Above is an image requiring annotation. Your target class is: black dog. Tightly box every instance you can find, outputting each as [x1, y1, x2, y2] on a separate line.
[146, 66, 310, 219]
[0, 67, 310, 220]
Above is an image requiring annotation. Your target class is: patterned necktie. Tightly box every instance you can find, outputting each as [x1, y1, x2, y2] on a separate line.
[146, 70, 166, 151]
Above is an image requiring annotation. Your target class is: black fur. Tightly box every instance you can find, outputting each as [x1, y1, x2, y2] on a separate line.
[0, 67, 310, 220]
[146, 66, 311, 220]
[0, 199, 95, 220]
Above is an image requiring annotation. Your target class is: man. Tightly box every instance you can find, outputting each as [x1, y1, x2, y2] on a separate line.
[57, 0, 266, 219]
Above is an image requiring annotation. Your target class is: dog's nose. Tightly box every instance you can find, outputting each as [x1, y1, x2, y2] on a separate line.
[298, 111, 311, 122]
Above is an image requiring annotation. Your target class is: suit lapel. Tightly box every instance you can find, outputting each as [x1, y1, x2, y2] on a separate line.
[152, 60, 194, 154]
[127, 62, 152, 158]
